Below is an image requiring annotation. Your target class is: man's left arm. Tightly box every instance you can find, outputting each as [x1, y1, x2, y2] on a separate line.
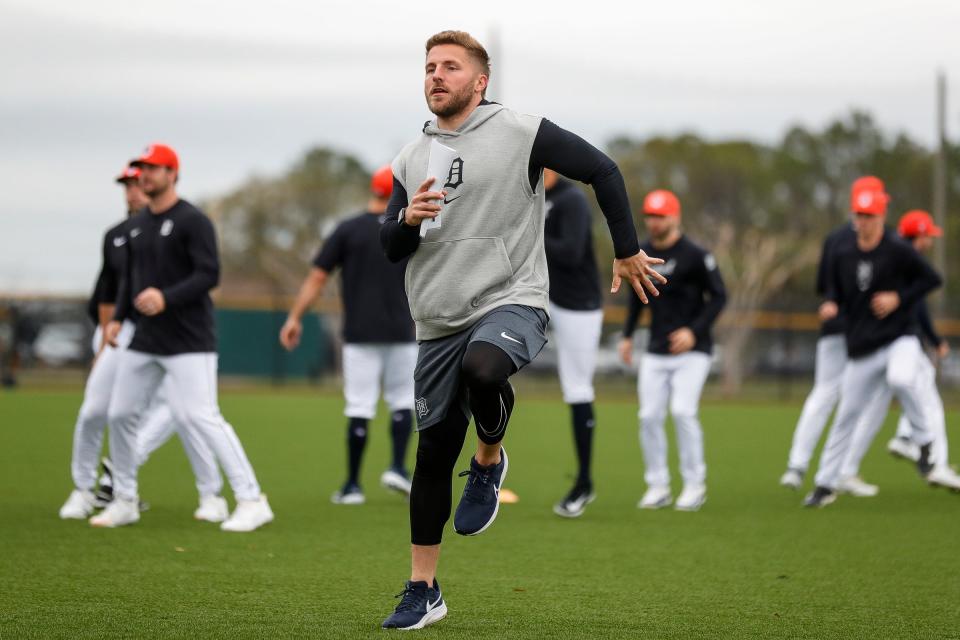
[688, 252, 728, 336]
[160, 215, 220, 306]
[529, 119, 665, 302]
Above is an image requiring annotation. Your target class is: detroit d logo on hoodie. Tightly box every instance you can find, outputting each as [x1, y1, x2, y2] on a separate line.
[392, 103, 549, 340]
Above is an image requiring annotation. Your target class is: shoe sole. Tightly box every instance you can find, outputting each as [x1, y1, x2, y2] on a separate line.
[221, 514, 274, 532]
[398, 602, 447, 631]
[638, 497, 672, 510]
[674, 496, 706, 512]
[381, 474, 412, 496]
[89, 517, 139, 528]
[803, 494, 837, 508]
[331, 494, 366, 505]
[454, 450, 508, 536]
[195, 513, 229, 523]
[552, 493, 596, 518]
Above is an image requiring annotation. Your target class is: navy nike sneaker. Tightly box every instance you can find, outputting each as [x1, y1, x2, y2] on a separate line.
[453, 447, 508, 536]
[381, 580, 446, 630]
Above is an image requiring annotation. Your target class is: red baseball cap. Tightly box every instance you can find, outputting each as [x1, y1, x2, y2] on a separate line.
[850, 175, 889, 215]
[115, 164, 141, 184]
[898, 209, 942, 238]
[643, 189, 681, 216]
[370, 165, 393, 199]
[131, 143, 179, 170]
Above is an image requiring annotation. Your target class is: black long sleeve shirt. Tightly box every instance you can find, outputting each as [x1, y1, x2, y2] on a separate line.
[544, 178, 602, 311]
[114, 199, 219, 355]
[817, 224, 856, 336]
[827, 228, 942, 358]
[87, 218, 135, 326]
[623, 235, 727, 355]
[380, 114, 640, 263]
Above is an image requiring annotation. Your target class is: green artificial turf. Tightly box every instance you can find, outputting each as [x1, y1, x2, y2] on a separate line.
[1, 383, 958, 639]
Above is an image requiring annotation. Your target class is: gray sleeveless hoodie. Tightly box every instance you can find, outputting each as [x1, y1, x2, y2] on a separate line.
[392, 103, 547, 340]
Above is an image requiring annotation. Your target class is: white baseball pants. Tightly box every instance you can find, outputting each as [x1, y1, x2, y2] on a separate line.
[107, 350, 261, 501]
[342, 343, 417, 419]
[639, 351, 712, 487]
[814, 335, 934, 490]
[841, 350, 949, 476]
[548, 303, 604, 404]
[786, 334, 847, 472]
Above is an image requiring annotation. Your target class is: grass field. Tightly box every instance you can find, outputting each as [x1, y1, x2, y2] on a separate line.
[2, 381, 959, 639]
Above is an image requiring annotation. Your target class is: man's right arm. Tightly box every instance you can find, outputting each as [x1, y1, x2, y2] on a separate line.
[380, 177, 423, 262]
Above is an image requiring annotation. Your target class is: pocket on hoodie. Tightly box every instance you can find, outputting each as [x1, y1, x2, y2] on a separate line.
[406, 237, 513, 321]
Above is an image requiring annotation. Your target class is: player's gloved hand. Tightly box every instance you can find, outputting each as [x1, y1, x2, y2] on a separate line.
[402, 177, 446, 226]
[134, 287, 166, 316]
[279, 317, 302, 351]
[818, 301, 838, 321]
[104, 320, 122, 348]
[618, 337, 634, 366]
[668, 327, 695, 354]
[611, 250, 666, 304]
[870, 291, 900, 319]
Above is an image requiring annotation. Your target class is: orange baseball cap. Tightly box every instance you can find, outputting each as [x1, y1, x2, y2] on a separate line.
[370, 165, 393, 199]
[850, 175, 889, 215]
[643, 189, 681, 216]
[115, 164, 141, 184]
[898, 209, 942, 238]
[131, 143, 179, 170]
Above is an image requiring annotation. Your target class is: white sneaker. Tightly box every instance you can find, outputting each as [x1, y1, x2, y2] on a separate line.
[926, 465, 960, 491]
[194, 495, 229, 522]
[887, 437, 920, 463]
[380, 469, 412, 496]
[638, 485, 672, 509]
[221, 494, 274, 532]
[836, 475, 879, 497]
[59, 489, 97, 519]
[89, 496, 140, 528]
[675, 484, 707, 511]
[779, 468, 804, 490]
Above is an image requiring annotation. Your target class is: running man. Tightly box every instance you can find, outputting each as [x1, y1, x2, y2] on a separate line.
[779, 178, 871, 490]
[804, 182, 942, 507]
[542, 169, 604, 518]
[835, 209, 960, 493]
[619, 190, 726, 512]
[378, 31, 665, 630]
[280, 165, 417, 505]
[93, 143, 272, 531]
[60, 163, 224, 523]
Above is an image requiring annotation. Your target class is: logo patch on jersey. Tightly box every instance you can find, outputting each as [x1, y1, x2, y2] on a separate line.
[704, 253, 717, 271]
[653, 259, 677, 277]
[444, 158, 464, 191]
[130, 228, 141, 238]
[113, 236, 127, 247]
[415, 397, 429, 419]
[160, 220, 174, 237]
[856, 260, 873, 292]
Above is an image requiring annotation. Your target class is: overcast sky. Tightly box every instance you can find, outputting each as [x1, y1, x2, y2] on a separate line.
[2, 0, 959, 295]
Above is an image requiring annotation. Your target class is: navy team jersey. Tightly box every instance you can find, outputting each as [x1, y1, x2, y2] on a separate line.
[314, 212, 414, 344]
[543, 178, 602, 311]
[623, 235, 727, 355]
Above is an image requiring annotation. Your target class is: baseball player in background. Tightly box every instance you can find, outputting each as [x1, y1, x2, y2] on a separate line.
[94, 144, 272, 531]
[60, 164, 225, 523]
[804, 181, 941, 507]
[620, 190, 726, 512]
[779, 177, 874, 490]
[542, 169, 604, 518]
[834, 209, 960, 494]
[280, 166, 417, 505]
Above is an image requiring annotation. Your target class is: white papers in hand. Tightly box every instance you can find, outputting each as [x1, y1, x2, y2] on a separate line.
[420, 139, 458, 238]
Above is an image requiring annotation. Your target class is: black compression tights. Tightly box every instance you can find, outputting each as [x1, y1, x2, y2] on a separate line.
[409, 341, 516, 545]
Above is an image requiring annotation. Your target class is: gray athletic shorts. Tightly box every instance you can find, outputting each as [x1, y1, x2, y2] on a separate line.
[413, 304, 549, 431]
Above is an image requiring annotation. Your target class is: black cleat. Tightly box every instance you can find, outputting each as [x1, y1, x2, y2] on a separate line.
[803, 486, 836, 508]
[553, 483, 596, 518]
[453, 448, 508, 536]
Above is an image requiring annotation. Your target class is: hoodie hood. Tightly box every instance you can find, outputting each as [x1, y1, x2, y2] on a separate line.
[422, 102, 505, 139]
